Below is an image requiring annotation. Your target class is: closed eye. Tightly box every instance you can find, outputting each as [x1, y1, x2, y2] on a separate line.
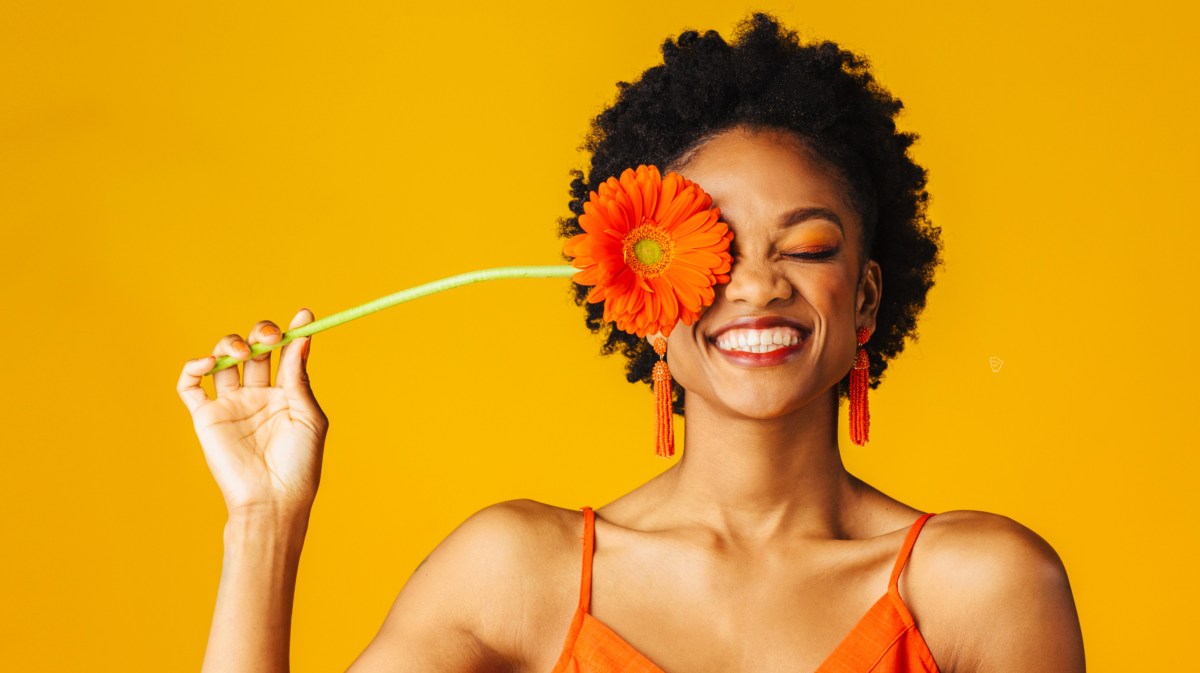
[782, 246, 839, 261]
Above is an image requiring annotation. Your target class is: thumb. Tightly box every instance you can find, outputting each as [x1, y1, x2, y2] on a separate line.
[282, 334, 322, 417]
[278, 309, 316, 399]
[282, 335, 312, 391]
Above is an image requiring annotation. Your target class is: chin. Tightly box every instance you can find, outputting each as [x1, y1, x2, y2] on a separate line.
[718, 394, 802, 420]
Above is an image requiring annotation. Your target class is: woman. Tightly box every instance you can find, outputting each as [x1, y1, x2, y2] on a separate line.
[178, 13, 1085, 672]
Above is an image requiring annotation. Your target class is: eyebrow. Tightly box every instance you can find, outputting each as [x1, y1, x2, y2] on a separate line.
[722, 206, 844, 233]
[780, 206, 843, 232]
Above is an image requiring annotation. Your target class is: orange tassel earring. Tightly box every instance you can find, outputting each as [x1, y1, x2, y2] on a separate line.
[651, 336, 675, 458]
[849, 326, 872, 446]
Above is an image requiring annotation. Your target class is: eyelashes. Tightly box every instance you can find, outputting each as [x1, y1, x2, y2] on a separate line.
[728, 245, 841, 262]
[781, 246, 840, 261]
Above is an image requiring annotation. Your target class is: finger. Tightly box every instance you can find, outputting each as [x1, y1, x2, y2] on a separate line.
[277, 307, 325, 429]
[277, 308, 313, 391]
[212, 333, 252, 397]
[244, 320, 283, 388]
[176, 355, 215, 414]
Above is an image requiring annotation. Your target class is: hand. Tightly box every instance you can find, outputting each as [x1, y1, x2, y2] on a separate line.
[177, 308, 329, 517]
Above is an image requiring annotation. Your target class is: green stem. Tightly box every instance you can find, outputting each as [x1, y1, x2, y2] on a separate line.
[204, 265, 577, 375]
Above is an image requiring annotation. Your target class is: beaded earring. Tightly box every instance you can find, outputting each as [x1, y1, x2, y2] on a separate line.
[849, 326, 872, 446]
[651, 336, 675, 458]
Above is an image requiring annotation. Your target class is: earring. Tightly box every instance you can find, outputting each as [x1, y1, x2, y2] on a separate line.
[651, 336, 675, 458]
[849, 326, 871, 446]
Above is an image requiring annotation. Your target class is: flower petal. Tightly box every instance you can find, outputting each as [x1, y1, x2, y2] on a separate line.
[669, 208, 717, 240]
[651, 276, 679, 328]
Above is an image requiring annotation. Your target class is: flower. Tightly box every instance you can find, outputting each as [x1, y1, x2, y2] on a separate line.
[563, 165, 734, 338]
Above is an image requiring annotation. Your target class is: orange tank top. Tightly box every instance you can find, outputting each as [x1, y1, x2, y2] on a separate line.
[550, 507, 940, 673]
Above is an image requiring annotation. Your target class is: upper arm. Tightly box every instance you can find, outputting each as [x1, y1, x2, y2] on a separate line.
[945, 513, 1086, 673]
[344, 499, 557, 673]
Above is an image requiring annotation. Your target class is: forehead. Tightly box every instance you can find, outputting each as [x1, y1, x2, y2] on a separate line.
[670, 128, 855, 230]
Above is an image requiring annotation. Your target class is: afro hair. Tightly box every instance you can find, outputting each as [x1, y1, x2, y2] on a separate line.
[557, 11, 944, 416]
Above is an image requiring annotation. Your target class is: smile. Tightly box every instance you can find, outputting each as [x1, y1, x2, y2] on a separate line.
[714, 327, 805, 353]
[711, 327, 810, 367]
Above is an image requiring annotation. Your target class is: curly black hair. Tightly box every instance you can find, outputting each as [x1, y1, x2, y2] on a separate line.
[557, 11, 944, 416]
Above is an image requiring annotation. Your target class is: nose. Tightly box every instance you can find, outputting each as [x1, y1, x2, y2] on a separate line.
[720, 257, 793, 307]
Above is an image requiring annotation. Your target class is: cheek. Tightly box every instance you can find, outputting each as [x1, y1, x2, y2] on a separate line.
[664, 332, 708, 385]
[795, 266, 857, 308]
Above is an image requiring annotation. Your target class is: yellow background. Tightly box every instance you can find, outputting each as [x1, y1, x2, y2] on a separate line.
[1, 1, 1195, 669]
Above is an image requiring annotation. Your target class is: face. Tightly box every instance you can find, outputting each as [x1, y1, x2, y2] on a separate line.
[656, 126, 882, 419]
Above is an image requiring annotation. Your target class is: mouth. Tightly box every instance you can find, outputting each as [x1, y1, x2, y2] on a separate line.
[712, 326, 808, 353]
[705, 326, 811, 367]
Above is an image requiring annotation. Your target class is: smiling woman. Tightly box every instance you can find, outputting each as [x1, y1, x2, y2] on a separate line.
[558, 23, 943, 419]
[181, 10, 1085, 673]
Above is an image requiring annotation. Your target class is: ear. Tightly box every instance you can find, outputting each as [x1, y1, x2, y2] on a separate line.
[855, 259, 883, 336]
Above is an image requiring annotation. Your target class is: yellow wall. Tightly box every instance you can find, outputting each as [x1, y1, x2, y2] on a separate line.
[1, 1, 1194, 669]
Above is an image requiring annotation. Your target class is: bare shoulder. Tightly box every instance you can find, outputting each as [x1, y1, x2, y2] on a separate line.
[430, 498, 580, 571]
[918, 509, 1068, 578]
[347, 499, 584, 673]
[907, 510, 1085, 673]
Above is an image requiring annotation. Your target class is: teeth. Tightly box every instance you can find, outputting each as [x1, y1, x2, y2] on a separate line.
[714, 327, 806, 353]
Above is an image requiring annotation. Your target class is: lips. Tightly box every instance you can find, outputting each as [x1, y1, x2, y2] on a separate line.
[707, 315, 812, 368]
[712, 332, 809, 367]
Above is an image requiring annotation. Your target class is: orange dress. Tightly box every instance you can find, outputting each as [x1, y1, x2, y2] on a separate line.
[550, 507, 940, 673]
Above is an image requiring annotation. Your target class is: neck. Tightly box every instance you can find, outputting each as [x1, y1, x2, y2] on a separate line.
[659, 390, 863, 542]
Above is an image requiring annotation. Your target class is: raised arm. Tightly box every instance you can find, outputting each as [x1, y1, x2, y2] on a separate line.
[178, 309, 328, 672]
[180, 310, 562, 672]
[205, 506, 312, 671]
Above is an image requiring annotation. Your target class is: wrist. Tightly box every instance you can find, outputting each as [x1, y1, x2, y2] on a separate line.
[224, 507, 311, 552]
[228, 499, 313, 525]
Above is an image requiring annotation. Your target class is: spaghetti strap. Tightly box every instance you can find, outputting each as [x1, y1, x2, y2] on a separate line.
[578, 506, 595, 613]
[888, 512, 937, 595]
[551, 508, 943, 673]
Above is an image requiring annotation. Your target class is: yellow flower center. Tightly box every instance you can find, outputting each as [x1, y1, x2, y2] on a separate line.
[622, 223, 674, 278]
[633, 239, 662, 265]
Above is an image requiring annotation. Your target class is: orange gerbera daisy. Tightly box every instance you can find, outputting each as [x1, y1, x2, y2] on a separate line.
[563, 165, 734, 338]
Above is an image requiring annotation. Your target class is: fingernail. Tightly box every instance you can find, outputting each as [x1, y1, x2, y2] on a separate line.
[300, 338, 310, 359]
[263, 326, 280, 338]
